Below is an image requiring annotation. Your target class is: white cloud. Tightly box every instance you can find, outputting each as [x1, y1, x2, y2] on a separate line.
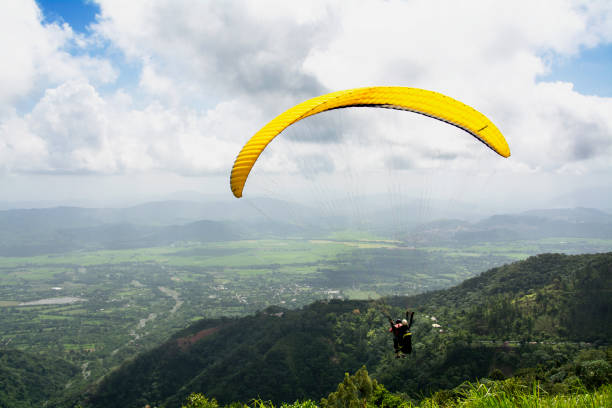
[28, 80, 115, 172]
[92, 0, 330, 107]
[4, 80, 264, 176]
[0, 112, 47, 173]
[0, 0, 611, 206]
[298, 0, 612, 174]
[0, 0, 115, 113]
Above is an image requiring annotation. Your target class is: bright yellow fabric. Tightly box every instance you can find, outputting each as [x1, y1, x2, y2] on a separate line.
[230, 87, 510, 198]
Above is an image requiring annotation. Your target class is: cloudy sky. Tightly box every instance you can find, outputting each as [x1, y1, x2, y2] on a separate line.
[0, 0, 611, 212]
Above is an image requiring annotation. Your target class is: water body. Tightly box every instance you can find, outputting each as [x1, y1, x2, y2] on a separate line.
[18, 297, 86, 306]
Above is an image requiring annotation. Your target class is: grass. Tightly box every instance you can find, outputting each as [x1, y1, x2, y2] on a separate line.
[63, 343, 96, 351]
[343, 289, 381, 299]
[37, 314, 71, 320]
[419, 381, 612, 408]
[0, 236, 607, 273]
[182, 383, 612, 407]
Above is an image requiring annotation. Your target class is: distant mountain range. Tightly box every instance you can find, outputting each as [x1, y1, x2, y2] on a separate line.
[0, 200, 610, 256]
[412, 207, 612, 243]
[0, 198, 318, 228]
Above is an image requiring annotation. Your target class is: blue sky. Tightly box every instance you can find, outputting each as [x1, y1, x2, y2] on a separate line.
[36, 0, 144, 97]
[37, 0, 100, 34]
[36, 0, 612, 97]
[540, 43, 612, 97]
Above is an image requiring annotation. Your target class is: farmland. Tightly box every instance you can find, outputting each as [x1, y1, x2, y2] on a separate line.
[2, 233, 610, 385]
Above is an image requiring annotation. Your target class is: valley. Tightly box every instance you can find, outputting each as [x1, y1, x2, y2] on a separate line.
[0, 203, 611, 406]
[1, 232, 609, 386]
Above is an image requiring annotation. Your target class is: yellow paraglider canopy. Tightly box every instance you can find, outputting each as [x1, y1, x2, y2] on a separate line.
[230, 86, 510, 198]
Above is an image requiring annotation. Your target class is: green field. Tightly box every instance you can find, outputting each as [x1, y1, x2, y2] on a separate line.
[0, 235, 610, 386]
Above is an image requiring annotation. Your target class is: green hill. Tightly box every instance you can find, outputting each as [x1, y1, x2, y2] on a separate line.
[398, 252, 612, 341]
[62, 252, 611, 408]
[0, 349, 78, 408]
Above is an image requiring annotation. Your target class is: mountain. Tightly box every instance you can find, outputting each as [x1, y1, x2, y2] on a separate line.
[0, 219, 246, 256]
[521, 207, 612, 223]
[406, 207, 612, 243]
[0, 349, 78, 408]
[67, 252, 612, 408]
[0, 199, 332, 256]
[1, 202, 609, 256]
[0, 198, 322, 229]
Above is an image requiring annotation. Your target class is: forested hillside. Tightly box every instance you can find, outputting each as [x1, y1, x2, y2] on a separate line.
[395, 252, 612, 341]
[0, 349, 78, 408]
[64, 252, 611, 408]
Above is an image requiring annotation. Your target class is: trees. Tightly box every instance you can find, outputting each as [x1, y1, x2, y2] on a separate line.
[321, 366, 376, 408]
[182, 393, 219, 408]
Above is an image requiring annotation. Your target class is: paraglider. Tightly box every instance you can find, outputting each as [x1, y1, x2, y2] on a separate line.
[389, 310, 414, 358]
[230, 86, 510, 198]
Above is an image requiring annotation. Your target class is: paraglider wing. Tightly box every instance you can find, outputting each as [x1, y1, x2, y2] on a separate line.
[230, 86, 510, 198]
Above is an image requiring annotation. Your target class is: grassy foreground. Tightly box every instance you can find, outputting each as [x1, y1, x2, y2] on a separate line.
[419, 382, 612, 408]
[183, 382, 611, 408]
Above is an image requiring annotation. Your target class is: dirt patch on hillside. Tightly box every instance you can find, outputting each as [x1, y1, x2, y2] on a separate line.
[177, 327, 221, 351]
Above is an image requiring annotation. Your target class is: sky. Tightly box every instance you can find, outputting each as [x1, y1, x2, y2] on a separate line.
[0, 0, 611, 213]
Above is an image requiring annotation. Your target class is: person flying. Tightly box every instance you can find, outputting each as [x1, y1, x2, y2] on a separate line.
[388, 310, 414, 358]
